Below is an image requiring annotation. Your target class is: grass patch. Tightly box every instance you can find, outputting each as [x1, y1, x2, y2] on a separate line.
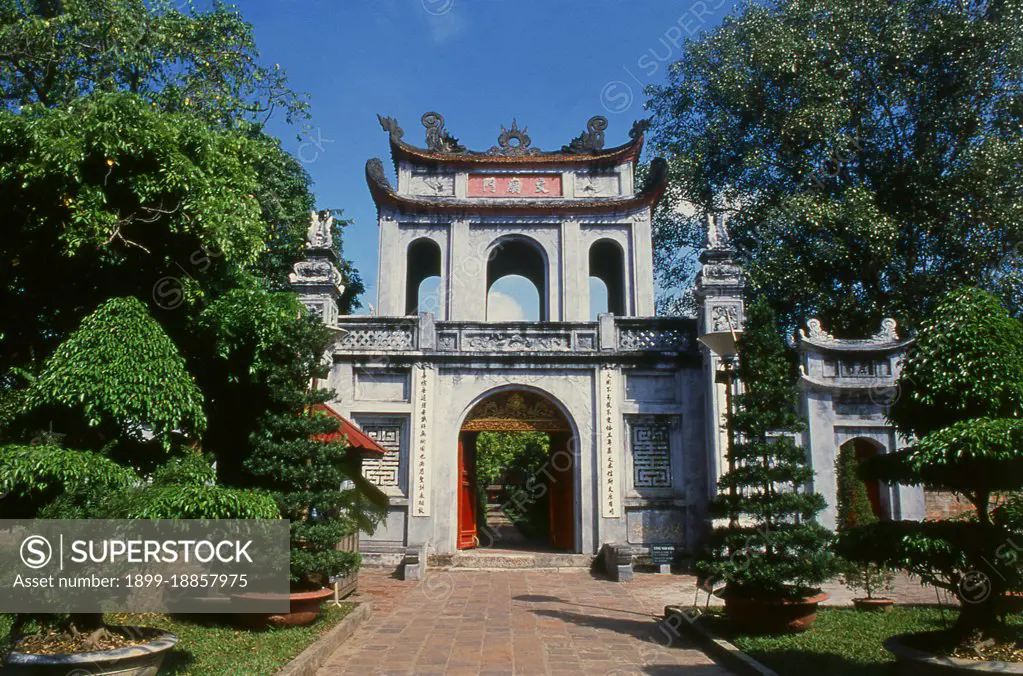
[700, 606, 971, 676]
[2, 604, 353, 675]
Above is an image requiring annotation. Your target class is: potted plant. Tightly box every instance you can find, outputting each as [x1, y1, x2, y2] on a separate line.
[239, 308, 387, 627]
[835, 444, 896, 611]
[0, 298, 279, 675]
[837, 288, 1023, 672]
[698, 301, 838, 634]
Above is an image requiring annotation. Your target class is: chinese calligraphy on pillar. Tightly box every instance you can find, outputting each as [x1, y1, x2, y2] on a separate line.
[599, 364, 622, 518]
[412, 363, 432, 516]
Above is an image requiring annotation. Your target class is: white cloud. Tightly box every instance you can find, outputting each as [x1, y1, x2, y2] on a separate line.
[486, 290, 527, 321]
[425, 7, 466, 45]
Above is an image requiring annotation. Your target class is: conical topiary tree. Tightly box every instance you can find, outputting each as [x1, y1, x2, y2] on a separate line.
[835, 444, 894, 600]
[239, 299, 387, 591]
[699, 300, 836, 600]
[838, 287, 1023, 643]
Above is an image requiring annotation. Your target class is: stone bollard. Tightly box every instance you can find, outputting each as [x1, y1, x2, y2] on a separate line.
[601, 542, 633, 582]
[402, 543, 428, 581]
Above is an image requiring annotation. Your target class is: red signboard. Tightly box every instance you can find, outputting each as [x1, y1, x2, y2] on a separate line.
[467, 174, 563, 198]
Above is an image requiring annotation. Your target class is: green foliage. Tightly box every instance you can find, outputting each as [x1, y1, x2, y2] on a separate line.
[648, 0, 1023, 328]
[867, 418, 1023, 495]
[475, 432, 552, 537]
[700, 301, 836, 599]
[108, 484, 279, 520]
[241, 312, 387, 588]
[27, 297, 205, 441]
[475, 432, 550, 490]
[0, 444, 135, 518]
[841, 287, 1023, 639]
[0, 0, 362, 645]
[835, 444, 895, 599]
[0, 0, 308, 124]
[2, 92, 266, 263]
[197, 285, 305, 375]
[0, 0, 363, 476]
[718, 608, 1023, 675]
[836, 445, 878, 532]
[889, 287, 1023, 439]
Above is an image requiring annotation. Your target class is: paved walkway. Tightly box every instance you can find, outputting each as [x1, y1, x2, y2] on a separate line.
[318, 569, 733, 675]
[318, 568, 954, 676]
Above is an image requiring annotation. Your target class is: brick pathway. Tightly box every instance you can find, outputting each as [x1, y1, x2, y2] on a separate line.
[318, 569, 733, 675]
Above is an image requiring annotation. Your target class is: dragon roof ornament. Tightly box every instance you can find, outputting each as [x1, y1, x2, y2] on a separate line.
[375, 112, 648, 160]
[799, 317, 906, 350]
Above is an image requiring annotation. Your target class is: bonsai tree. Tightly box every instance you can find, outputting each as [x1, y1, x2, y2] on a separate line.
[835, 444, 895, 603]
[699, 300, 837, 600]
[837, 287, 1023, 645]
[0, 297, 277, 657]
[237, 296, 387, 591]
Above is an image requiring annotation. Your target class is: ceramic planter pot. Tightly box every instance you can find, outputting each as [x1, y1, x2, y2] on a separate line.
[885, 631, 1023, 675]
[234, 587, 334, 628]
[4, 627, 177, 676]
[853, 597, 895, 612]
[722, 591, 829, 633]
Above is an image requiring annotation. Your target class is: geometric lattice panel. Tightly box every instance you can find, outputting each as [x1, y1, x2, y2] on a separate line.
[360, 422, 402, 488]
[630, 417, 672, 488]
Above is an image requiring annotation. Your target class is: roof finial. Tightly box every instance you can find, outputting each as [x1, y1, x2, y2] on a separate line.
[563, 115, 608, 153]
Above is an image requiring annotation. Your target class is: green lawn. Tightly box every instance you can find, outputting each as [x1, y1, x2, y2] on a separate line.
[2, 604, 352, 675]
[700, 606, 1014, 676]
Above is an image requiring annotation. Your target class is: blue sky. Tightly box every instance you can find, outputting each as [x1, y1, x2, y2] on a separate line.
[245, 0, 736, 314]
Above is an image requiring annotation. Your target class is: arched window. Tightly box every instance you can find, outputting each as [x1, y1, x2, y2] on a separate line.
[589, 239, 626, 316]
[486, 237, 547, 321]
[406, 238, 441, 315]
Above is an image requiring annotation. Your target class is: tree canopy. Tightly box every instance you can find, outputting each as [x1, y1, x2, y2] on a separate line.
[648, 0, 1023, 331]
[0, 0, 363, 475]
[840, 287, 1023, 640]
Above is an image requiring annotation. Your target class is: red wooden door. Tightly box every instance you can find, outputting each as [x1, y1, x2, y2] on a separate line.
[457, 433, 478, 550]
[548, 433, 575, 551]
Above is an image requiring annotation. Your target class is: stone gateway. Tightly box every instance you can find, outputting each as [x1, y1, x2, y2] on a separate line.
[290, 113, 924, 571]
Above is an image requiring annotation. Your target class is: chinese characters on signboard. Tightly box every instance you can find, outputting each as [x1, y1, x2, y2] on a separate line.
[467, 174, 563, 198]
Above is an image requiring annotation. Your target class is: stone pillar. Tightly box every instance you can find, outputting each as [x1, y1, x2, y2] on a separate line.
[290, 211, 346, 324]
[693, 214, 744, 497]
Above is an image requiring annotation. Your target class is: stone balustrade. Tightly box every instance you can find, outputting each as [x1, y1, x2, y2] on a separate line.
[331, 314, 696, 357]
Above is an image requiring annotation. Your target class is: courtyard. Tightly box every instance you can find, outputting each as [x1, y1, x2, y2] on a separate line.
[2, 0, 1022, 674]
[318, 569, 731, 676]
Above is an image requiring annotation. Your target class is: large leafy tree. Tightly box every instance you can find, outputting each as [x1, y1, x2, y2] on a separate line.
[0, 0, 363, 469]
[700, 301, 836, 599]
[648, 0, 1023, 331]
[838, 287, 1023, 642]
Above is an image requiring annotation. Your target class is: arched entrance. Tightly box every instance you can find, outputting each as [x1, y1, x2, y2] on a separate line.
[838, 437, 888, 520]
[457, 390, 577, 552]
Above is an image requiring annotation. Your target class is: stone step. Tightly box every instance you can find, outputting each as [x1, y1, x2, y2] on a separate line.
[429, 551, 596, 571]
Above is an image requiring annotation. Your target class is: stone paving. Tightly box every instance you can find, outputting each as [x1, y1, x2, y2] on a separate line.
[317, 568, 954, 675]
[318, 569, 733, 675]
